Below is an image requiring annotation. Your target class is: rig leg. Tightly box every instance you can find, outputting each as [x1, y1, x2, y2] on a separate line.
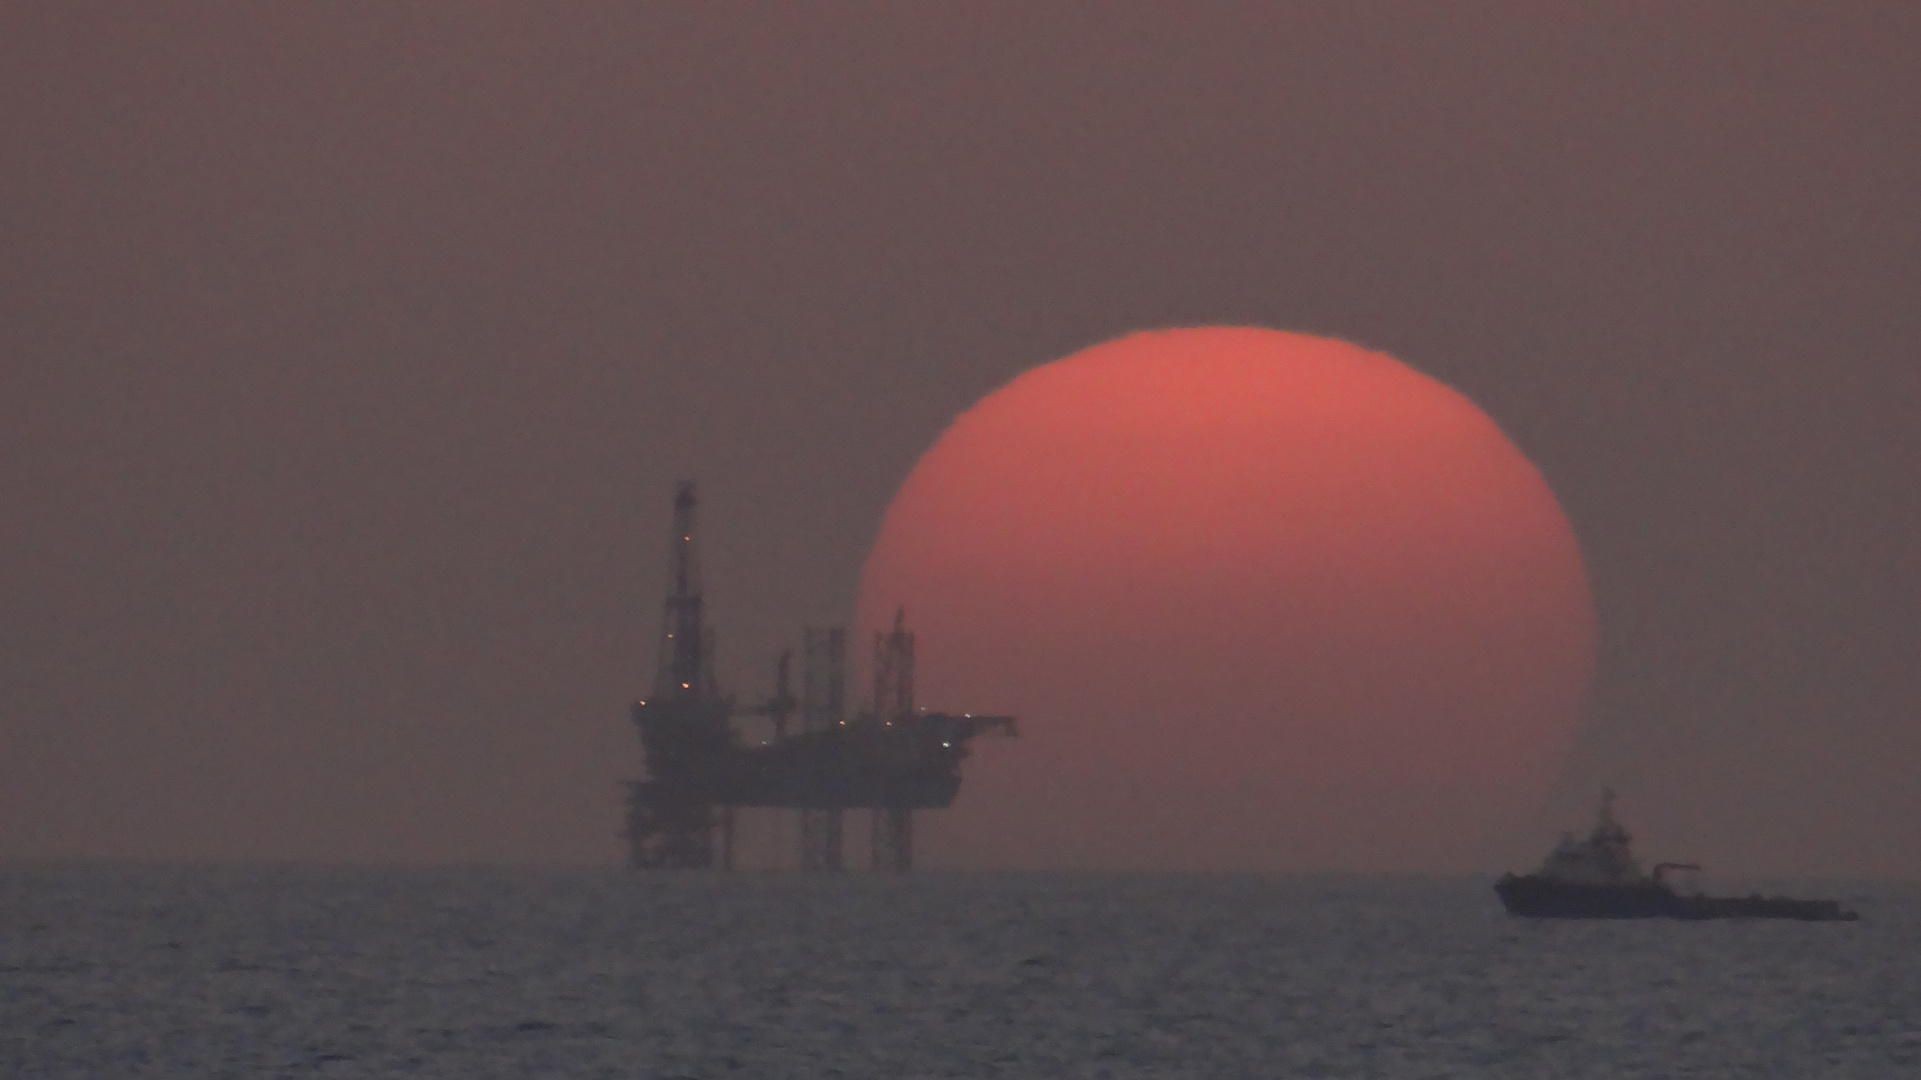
[800, 808, 845, 872]
[624, 781, 716, 869]
[870, 807, 912, 872]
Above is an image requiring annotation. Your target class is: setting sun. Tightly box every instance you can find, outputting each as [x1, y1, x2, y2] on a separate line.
[857, 327, 1596, 871]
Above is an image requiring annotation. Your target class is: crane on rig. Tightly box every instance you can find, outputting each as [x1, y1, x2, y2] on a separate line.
[623, 482, 1016, 871]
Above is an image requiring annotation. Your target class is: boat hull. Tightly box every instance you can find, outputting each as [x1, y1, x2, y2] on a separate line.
[1495, 874, 1858, 921]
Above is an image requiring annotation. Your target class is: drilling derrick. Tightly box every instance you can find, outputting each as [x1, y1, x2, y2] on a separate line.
[624, 482, 731, 869]
[623, 483, 1017, 871]
[656, 481, 710, 703]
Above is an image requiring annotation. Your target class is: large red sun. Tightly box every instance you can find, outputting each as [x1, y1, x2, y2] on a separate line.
[856, 327, 1595, 871]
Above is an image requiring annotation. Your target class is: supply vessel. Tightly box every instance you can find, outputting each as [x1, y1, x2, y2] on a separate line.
[1495, 791, 1858, 921]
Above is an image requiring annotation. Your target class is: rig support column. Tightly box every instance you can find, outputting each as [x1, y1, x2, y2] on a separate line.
[625, 780, 715, 869]
[868, 613, 915, 871]
[871, 806, 913, 872]
[718, 806, 737, 872]
[801, 808, 844, 872]
[798, 627, 849, 872]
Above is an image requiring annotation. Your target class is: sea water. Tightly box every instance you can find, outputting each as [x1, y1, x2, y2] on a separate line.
[2, 867, 1915, 1078]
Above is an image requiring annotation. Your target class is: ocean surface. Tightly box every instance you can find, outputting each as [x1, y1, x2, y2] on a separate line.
[2, 867, 1914, 1079]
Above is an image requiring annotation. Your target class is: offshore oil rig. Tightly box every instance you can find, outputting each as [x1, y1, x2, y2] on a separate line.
[624, 482, 1015, 871]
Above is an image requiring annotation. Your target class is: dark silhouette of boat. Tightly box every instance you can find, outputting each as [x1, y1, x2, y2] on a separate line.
[1495, 791, 1858, 921]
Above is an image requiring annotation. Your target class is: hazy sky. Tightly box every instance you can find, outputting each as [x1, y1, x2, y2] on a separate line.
[3, 3, 1916, 873]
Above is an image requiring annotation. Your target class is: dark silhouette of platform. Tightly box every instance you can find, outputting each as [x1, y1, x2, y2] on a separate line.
[623, 483, 1014, 871]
